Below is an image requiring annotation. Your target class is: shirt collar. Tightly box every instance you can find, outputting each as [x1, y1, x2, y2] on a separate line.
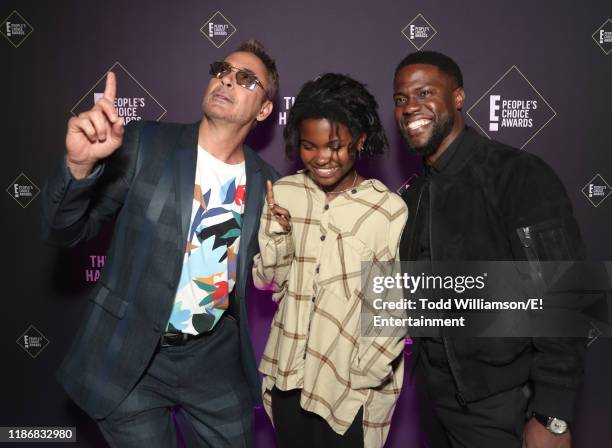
[297, 170, 388, 198]
[425, 127, 467, 176]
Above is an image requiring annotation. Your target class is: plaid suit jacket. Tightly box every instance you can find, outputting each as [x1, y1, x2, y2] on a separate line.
[42, 121, 279, 419]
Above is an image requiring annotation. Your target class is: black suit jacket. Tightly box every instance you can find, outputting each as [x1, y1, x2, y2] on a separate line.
[42, 121, 279, 419]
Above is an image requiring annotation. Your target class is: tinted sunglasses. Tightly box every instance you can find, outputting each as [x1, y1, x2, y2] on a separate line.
[209, 61, 269, 99]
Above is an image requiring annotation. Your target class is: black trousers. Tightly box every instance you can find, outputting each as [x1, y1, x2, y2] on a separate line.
[97, 315, 253, 448]
[270, 387, 364, 448]
[415, 340, 529, 448]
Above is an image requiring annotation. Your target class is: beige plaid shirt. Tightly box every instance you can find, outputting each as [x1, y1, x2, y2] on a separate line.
[253, 172, 408, 448]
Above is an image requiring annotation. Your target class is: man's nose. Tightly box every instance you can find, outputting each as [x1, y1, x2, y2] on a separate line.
[219, 70, 235, 87]
[402, 96, 420, 115]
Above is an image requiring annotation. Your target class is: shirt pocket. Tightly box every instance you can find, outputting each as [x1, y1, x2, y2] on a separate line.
[319, 234, 375, 302]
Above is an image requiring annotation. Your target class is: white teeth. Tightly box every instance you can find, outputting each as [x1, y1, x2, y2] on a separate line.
[316, 168, 338, 175]
[407, 119, 431, 130]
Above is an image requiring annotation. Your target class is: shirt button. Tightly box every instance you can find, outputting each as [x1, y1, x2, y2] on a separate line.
[315, 265, 319, 273]
[320, 235, 326, 241]
[351, 189, 357, 194]
[311, 296, 315, 303]
[324, 204, 329, 211]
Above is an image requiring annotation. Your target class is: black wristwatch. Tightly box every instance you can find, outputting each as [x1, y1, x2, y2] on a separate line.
[532, 412, 569, 435]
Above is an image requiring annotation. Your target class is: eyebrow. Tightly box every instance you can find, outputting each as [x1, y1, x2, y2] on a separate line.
[394, 84, 435, 95]
[226, 62, 257, 76]
[300, 138, 320, 145]
[299, 137, 346, 146]
[239, 67, 256, 76]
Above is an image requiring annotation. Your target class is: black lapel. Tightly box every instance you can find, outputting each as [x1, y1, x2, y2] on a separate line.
[230, 145, 263, 316]
[173, 122, 199, 247]
[237, 145, 263, 278]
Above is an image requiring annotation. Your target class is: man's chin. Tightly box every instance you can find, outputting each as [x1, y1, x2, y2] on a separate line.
[204, 107, 230, 121]
[403, 138, 437, 159]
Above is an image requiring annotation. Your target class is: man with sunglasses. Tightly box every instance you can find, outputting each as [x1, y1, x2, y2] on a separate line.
[42, 39, 279, 447]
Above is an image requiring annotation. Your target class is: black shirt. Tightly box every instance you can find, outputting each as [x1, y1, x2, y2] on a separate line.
[410, 129, 467, 361]
[415, 128, 466, 261]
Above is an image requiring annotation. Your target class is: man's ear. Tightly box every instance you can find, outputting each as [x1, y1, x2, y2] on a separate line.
[454, 87, 465, 111]
[256, 100, 274, 123]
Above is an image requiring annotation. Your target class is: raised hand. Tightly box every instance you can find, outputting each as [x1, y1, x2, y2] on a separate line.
[266, 180, 291, 232]
[65, 71, 125, 178]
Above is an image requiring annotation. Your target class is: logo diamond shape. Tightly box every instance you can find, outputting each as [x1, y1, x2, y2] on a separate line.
[401, 14, 437, 50]
[0, 10, 33, 48]
[397, 174, 419, 196]
[466, 66, 556, 149]
[592, 19, 612, 55]
[581, 174, 611, 208]
[6, 173, 40, 208]
[71, 62, 166, 123]
[16, 325, 49, 359]
[200, 11, 236, 48]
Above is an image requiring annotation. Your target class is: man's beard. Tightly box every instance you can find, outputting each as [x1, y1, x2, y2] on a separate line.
[401, 114, 454, 159]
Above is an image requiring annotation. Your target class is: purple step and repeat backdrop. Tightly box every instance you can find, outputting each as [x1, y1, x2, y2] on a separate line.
[2, 0, 611, 446]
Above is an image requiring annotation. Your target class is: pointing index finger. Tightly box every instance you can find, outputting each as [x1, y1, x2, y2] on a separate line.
[266, 180, 275, 206]
[103, 71, 117, 102]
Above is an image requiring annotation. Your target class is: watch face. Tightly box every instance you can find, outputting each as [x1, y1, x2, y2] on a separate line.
[549, 418, 568, 434]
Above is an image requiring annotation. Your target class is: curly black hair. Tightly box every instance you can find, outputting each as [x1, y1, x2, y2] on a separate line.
[283, 73, 388, 159]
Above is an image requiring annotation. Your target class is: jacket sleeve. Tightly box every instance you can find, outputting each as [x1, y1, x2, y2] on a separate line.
[500, 153, 587, 421]
[351, 198, 409, 389]
[252, 186, 294, 303]
[41, 122, 143, 248]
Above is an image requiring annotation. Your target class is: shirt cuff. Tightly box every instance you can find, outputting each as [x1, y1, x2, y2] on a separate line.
[531, 382, 577, 423]
[63, 156, 103, 182]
